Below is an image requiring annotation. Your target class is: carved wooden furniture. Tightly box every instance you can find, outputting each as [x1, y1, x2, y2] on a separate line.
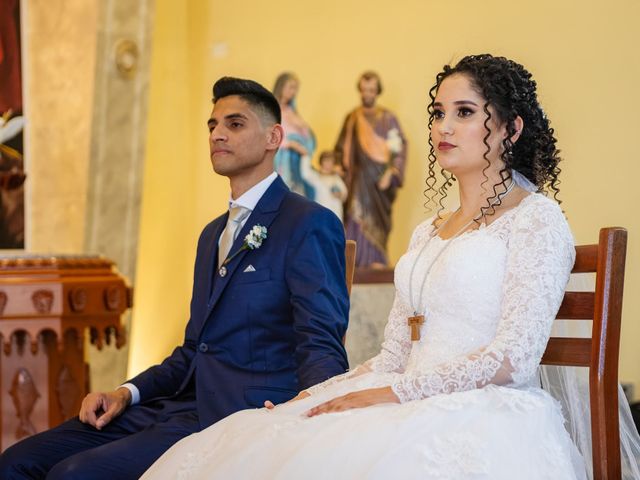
[0, 255, 132, 452]
[542, 227, 628, 480]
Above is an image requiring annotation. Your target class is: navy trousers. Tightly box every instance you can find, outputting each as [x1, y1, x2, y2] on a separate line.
[0, 393, 199, 480]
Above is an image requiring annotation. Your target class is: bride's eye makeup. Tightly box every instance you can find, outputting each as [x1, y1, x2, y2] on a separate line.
[432, 108, 445, 119]
[458, 107, 475, 117]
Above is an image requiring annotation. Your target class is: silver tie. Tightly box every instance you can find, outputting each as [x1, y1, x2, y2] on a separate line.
[218, 205, 251, 267]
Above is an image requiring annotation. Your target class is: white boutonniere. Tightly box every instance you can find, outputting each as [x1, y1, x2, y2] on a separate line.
[219, 225, 268, 277]
[245, 224, 267, 250]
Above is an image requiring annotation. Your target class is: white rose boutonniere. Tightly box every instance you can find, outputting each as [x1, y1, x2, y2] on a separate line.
[219, 224, 268, 277]
[245, 225, 267, 249]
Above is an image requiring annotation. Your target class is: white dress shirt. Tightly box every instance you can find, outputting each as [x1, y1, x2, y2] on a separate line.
[218, 171, 278, 245]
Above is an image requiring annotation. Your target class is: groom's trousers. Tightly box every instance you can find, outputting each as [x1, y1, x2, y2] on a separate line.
[0, 391, 199, 480]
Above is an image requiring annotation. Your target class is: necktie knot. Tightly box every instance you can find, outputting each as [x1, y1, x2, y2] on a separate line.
[229, 205, 250, 224]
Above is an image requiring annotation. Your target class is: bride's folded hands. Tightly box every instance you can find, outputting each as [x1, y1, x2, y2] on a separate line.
[305, 386, 400, 417]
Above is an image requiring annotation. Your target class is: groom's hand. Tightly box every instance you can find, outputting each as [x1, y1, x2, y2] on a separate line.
[79, 387, 131, 430]
[264, 391, 310, 409]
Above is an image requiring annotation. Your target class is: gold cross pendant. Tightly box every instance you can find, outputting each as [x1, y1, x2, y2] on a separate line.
[407, 314, 424, 341]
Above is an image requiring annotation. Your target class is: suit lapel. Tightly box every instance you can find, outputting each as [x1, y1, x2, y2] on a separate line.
[205, 176, 289, 323]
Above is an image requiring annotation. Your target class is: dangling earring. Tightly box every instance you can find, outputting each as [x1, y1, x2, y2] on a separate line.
[505, 142, 514, 161]
[506, 133, 518, 160]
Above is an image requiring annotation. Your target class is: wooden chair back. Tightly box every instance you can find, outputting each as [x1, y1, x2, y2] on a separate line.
[341, 240, 357, 346]
[541, 227, 628, 480]
[345, 240, 357, 296]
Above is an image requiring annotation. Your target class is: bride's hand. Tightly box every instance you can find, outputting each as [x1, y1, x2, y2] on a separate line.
[305, 387, 399, 417]
[264, 391, 310, 409]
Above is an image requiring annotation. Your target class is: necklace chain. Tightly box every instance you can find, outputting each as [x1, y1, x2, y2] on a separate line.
[408, 179, 515, 318]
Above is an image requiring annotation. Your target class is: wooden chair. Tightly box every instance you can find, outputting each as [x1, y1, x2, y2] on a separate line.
[341, 240, 357, 346]
[345, 240, 357, 295]
[541, 227, 628, 480]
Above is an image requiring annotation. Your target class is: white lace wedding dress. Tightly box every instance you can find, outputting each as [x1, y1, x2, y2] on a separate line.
[142, 193, 587, 480]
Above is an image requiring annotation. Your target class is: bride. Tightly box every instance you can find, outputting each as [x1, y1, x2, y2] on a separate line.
[143, 54, 586, 479]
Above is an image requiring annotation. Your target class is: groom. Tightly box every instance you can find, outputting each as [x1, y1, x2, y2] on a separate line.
[0, 77, 349, 479]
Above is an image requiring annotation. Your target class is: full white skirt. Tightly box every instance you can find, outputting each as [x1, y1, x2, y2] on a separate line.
[142, 372, 586, 480]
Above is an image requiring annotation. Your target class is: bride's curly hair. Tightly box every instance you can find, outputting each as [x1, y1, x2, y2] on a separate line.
[424, 54, 562, 219]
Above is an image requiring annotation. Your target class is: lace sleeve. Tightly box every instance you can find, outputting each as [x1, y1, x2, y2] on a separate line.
[363, 292, 414, 373]
[306, 220, 433, 395]
[391, 199, 575, 403]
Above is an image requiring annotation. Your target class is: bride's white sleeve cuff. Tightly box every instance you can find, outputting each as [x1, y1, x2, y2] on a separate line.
[390, 377, 427, 403]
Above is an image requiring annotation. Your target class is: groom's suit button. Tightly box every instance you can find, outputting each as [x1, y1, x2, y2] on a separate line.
[198, 343, 208, 353]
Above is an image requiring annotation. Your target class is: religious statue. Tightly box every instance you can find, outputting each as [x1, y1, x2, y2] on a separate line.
[272, 72, 316, 199]
[334, 71, 407, 268]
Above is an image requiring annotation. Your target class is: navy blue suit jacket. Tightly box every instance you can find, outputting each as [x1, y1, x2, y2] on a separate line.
[127, 176, 349, 428]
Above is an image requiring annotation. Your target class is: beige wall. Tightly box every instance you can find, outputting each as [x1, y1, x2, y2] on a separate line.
[23, 0, 97, 252]
[132, 0, 640, 394]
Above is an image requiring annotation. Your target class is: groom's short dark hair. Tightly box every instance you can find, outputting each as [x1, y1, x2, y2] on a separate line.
[212, 77, 281, 125]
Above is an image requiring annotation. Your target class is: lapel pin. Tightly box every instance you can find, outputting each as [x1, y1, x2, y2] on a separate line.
[219, 266, 227, 277]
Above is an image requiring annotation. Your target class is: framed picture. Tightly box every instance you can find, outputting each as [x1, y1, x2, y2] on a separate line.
[0, 0, 26, 249]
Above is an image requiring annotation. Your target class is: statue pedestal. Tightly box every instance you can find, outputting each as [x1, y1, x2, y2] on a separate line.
[345, 268, 395, 365]
[0, 256, 132, 451]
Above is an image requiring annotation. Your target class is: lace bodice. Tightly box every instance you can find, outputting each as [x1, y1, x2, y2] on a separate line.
[308, 193, 575, 402]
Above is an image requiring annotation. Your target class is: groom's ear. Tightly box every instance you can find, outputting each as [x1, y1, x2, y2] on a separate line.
[266, 124, 283, 151]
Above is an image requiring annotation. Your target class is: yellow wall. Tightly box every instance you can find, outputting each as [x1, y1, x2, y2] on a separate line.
[132, 0, 640, 393]
[128, 2, 200, 375]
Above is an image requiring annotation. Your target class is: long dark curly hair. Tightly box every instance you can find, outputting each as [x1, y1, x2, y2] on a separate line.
[424, 54, 561, 219]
